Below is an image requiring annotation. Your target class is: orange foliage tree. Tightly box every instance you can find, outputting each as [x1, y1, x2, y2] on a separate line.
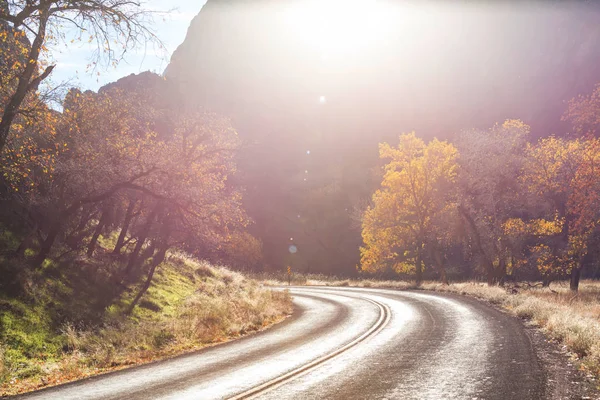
[563, 83, 600, 137]
[12, 75, 250, 307]
[515, 136, 600, 290]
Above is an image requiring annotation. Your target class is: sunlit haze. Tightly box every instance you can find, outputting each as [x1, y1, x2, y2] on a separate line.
[2, 1, 600, 397]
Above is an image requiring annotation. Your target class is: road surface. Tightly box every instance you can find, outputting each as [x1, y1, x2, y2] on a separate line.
[16, 287, 546, 399]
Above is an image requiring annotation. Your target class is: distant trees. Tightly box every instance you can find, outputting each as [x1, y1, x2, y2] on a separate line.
[360, 119, 600, 291]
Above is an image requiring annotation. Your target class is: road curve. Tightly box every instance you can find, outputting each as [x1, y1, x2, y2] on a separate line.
[15, 287, 545, 400]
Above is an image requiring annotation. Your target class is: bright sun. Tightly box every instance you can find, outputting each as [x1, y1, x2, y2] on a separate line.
[283, 0, 396, 58]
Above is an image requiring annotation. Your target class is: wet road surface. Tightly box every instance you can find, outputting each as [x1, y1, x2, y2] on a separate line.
[16, 287, 545, 399]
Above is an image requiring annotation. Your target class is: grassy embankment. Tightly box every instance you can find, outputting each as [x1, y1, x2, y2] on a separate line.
[263, 273, 600, 382]
[0, 229, 292, 396]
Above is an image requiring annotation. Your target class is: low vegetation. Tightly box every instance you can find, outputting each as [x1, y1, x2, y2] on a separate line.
[264, 274, 600, 382]
[0, 252, 292, 397]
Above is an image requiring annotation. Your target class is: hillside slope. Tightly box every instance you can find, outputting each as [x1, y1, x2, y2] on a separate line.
[0, 248, 291, 396]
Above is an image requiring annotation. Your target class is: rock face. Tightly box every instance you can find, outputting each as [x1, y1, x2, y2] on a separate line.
[164, 0, 600, 274]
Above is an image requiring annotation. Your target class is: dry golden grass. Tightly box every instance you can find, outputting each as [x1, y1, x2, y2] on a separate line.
[264, 276, 600, 379]
[2, 256, 292, 396]
[0, 347, 5, 383]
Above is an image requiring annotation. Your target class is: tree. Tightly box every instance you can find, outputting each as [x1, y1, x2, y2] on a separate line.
[217, 231, 264, 272]
[0, 0, 161, 153]
[360, 133, 458, 285]
[502, 216, 564, 285]
[17, 71, 248, 279]
[520, 136, 587, 290]
[0, 19, 62, 198]
[455, 120, 529, 285]
[563, 83, 600, 137]
[567, 137, 600, 289]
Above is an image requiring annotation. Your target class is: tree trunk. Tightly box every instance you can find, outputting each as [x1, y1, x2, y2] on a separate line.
[570, 263, 581, 292]
[75, 205, 96, 232]
[113, 199, 137, 254]
[542, 277, 551, 287]
[15, 224, 37, 258]
[415, 246, 423, 286]
[439, 264, 448, 285]
[29, 178, 154, 268]
[0, 4, 53, 153]
[124, 205, 159, 278]
[126, 242, 168, 314]
[486, 261, 495, 286]
[138, 240, 158, 268]
[497, 257, 507, 286]
[87, 205, 110, 257]
[66, 205, 96, 245]
[431, 246, 448, 285]
[32, 223, 60, 268]
[458, 205, 495, 285]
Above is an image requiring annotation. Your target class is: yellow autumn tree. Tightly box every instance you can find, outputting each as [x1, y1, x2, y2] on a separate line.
[502, 216, 564, 285]
[360, 133, 458, 284]
[519, 136, 587, 290]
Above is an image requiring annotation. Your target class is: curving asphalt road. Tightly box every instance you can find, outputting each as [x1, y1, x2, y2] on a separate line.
[16, 287, 546, 400]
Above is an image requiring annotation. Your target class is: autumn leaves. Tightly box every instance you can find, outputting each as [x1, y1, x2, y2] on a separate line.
[360, 120, 600, 291]
[360, 133, 458, 285]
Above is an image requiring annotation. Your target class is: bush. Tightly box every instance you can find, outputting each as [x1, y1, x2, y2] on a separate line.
[194, 264, 215, 278]
[152, 329, 175, 349]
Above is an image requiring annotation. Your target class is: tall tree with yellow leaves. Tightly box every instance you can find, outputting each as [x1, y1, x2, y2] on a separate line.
[360, 133, 458, 285]
[520, 136, 587, 290]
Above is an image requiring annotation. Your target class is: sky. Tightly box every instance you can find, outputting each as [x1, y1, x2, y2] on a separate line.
[49, 0, 207, 92]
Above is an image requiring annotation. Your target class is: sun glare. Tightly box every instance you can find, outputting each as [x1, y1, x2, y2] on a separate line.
[283, 0, 396, 58]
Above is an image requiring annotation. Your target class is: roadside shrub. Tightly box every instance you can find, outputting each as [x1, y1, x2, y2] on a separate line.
[152, 329, 175, 349]
[15, 362, 42, 379]
[194, 263, 215, 278]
